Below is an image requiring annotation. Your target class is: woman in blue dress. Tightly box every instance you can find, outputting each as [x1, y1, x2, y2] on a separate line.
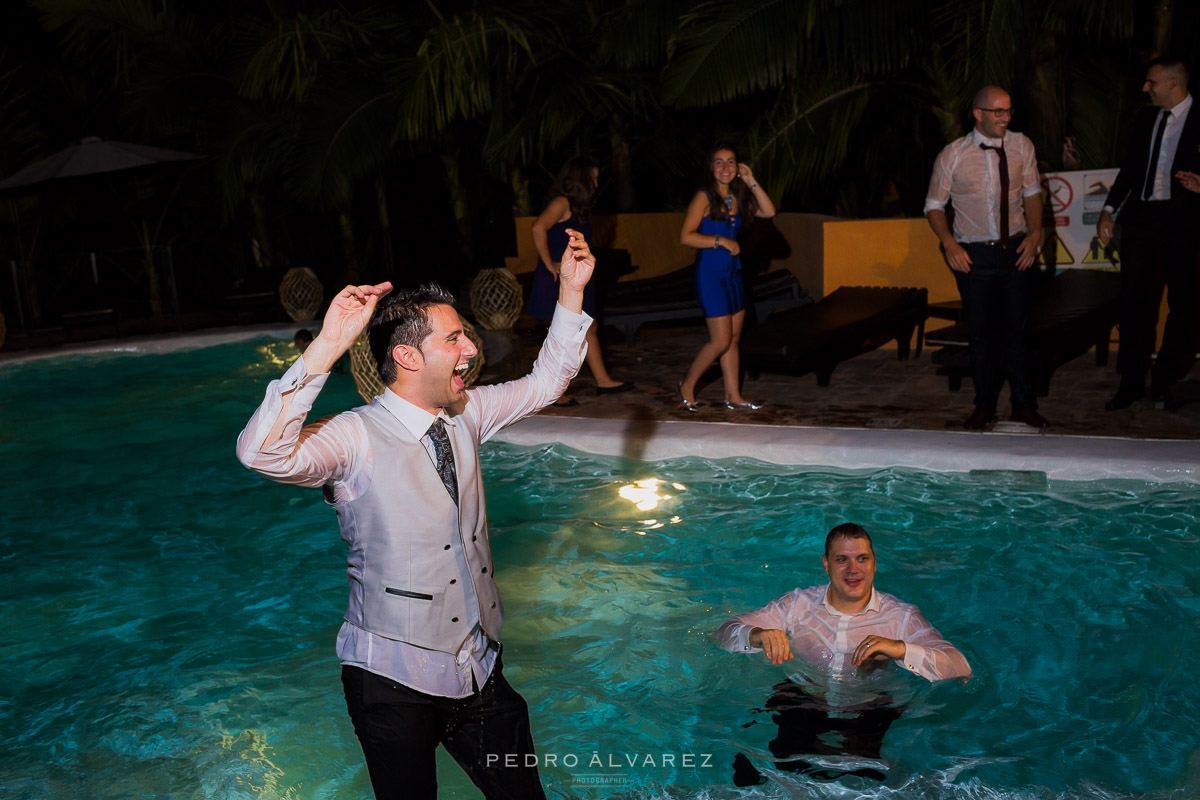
[677, 143, 776, 410]
[529, 156, 633, 405]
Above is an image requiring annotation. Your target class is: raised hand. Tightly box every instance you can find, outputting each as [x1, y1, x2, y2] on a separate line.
[557, 228, 595, 298]
[737, 163, 756, 185]
[305, 282, 392, 374]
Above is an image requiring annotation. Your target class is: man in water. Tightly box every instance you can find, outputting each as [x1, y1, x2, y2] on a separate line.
[713, 523, 971, 783]
[236, 231, 596, 799]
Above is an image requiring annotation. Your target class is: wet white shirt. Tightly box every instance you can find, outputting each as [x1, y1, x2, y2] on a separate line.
[713, 585, 972, 682]
[924, 128, 1041, 243]
[236, 303, 590, 697]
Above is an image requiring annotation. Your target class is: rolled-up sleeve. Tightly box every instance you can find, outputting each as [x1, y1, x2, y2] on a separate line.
[923, 145, 956, 214]
[1020, 138, 1041, 198]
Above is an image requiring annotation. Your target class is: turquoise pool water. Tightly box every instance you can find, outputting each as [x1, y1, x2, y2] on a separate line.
[1, 338, 1198, 799]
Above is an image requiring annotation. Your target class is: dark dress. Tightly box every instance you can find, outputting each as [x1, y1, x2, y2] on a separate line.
[694, 207, 744, 318]
[528, 212, 595, 320]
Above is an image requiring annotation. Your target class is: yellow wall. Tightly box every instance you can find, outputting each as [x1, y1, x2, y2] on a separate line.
[821, 218, 958, 304]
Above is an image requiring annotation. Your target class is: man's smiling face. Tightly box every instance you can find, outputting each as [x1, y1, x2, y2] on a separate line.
[822, 535, 877, 613]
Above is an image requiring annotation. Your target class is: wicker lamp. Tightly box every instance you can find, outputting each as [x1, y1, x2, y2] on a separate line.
[279, 267, 323, 321]
[469, 268, 522, 330]
[348, 312, 486, 404]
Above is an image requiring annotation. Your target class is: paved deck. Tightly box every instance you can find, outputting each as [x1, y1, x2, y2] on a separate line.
[532, 323, 1200, 442]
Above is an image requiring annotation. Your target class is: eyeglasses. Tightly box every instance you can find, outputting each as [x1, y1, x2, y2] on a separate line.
[976, 107, 1014, 118]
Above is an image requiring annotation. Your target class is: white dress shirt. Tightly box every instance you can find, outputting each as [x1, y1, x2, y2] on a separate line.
[713, 584, 972, 684]
[237, 303, 591, 697]
[1105, 93, 1193, 213]
[924, 128, 1042, 242]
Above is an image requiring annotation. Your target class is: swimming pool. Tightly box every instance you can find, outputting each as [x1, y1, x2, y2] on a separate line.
[2, 336, 1198, 799]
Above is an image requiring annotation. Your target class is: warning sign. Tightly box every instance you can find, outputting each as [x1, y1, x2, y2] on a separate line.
[1040, 168, 1119, 270]
[1081, 236, 1119, 265]
[1043, 176, 1074, 214]
[1038, 233, 1074, 266]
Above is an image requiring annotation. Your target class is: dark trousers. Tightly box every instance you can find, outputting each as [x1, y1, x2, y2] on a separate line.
[341, 657, 546, 800]
[1115, 205, 1200, 390]
[733, 681, 903, 785]
[766, 682, 902, 766]
[954, 237, 1037, 410]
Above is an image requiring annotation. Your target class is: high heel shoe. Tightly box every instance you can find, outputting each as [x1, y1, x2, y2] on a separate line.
[724, 400, 764, 411]
[677, 382, 701, 412]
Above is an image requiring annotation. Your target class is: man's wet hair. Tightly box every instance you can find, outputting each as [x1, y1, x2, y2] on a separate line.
[368, 283, 457, 385]
[824, 522, 873, 557]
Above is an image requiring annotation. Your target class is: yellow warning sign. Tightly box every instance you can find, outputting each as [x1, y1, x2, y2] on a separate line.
[1081, 236, 1118, 265]
[1038, 233, 1074, 266]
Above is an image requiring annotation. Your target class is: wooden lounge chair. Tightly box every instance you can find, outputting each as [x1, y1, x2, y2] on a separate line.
[599, 266, 810, 343]
[924, 268, 1122, 396]
[741, 286, 929, 385]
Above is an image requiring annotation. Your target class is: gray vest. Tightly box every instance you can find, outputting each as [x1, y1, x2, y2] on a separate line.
[332, 400, 503, 654]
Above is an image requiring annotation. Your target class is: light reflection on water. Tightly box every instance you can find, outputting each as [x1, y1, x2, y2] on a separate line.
[1, 338, 1198, 799]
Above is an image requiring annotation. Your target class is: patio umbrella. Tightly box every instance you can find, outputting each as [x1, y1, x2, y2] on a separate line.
[0, 136, 201, 191]
[0, 137, 203, 331]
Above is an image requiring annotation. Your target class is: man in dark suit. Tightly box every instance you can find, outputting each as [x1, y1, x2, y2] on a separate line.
[1097, 57, 1200, 410]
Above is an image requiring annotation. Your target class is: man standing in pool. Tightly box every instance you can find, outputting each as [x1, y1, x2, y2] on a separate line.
[236, 231, 597, 799]
[714, 523, 971, 783]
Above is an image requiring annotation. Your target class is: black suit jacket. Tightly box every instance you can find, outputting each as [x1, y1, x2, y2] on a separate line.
[1105, 98, 1200, 220]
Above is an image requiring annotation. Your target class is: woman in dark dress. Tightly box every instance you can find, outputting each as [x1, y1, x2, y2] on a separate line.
[677, 143, 775, 410]
[530, 157, 632, 404]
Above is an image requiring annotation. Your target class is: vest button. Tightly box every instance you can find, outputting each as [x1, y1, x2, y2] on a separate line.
[472, 535, 477, 541]
[449, 579, 457, 585]
[451, 617, 459, 623]
[491, 602, 496, 608]
[481, 566, 488, 574]
[443, 544, 451, 550]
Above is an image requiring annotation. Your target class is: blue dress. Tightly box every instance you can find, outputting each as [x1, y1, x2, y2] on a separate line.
[528, 213, 596, 320]
[694, 209, 744, 318]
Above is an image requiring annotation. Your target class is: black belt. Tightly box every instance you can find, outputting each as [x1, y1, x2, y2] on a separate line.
[961, 233, 1026, 249]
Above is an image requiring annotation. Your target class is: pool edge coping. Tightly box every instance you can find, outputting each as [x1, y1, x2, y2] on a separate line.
[495, 416, 1200, 484]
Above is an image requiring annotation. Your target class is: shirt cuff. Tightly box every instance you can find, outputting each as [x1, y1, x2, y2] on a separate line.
[1022, 186, 1042, 198]
[286, 355, 330, 404]
[923, 198, 947, 214]
[733, 624, 761, 652]
[1102, 205, 1115, 215]
[901, 642, 928, 677]
[549, 302, 592, 338]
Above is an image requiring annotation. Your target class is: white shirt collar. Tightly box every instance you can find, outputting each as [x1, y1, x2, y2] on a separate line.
[971, 127, 1005, 148]
[821, 585, 882, 617]
[1166, 93, 1192, 117]
[377, 387, 454, 440]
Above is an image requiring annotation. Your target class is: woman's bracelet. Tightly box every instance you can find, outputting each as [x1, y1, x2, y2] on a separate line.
[714, 236, 721, 249]
[749, 183, 759, 190]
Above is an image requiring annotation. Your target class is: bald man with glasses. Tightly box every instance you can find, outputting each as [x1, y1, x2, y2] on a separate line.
[925, 85, 1047, 431]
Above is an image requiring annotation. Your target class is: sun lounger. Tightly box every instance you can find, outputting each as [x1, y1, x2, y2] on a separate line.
[924, 268, 1121, 396]
[599, 267, 810, 343]
[741, 286, 929, 385]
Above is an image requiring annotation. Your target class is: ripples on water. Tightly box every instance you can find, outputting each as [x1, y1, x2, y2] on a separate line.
[1, 340, 1198, 799]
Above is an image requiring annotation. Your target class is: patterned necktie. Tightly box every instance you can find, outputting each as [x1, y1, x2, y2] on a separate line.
[426, 418, 458, 505]
[979, 142, 1010, 247]
[1141, 108, 1169, 201]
